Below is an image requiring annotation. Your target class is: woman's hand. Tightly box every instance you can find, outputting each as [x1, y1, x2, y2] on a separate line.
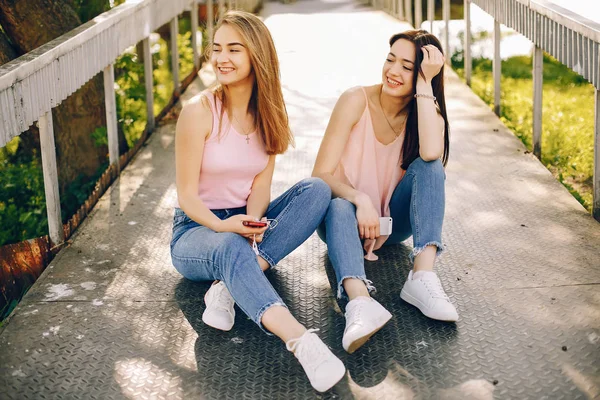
[217, 214, 269, 237]
[355, 194, 380, 240]
[242, 217, 268, 244]
[419, 44, 445, 83]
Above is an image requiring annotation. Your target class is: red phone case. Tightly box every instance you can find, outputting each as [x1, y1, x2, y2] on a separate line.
[243, 220, 268, 228]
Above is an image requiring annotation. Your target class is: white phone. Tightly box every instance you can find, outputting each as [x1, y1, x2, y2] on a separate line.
[379, 217, 393, 236]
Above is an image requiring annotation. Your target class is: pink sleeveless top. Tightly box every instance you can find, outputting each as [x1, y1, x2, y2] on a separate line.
[191, 90, 269, 210]
[333, 87, 406, 257]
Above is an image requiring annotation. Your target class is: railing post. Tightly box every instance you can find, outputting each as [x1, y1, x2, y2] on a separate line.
[493, 19, 501, 116]
[170, 17, 180, 96]
[405, 0, 413, 26]
[464, 0, 471, 86]
[594, 88, 600, 221]
[415, 0, 422, 28]
[38, 111, 64, 247]
[103, 64, 119, 169]
[191, 0, 200, 70]
[533, 45, 543, 159]
[398, 0, 404, 20]
[143, 38, 155, 129]
[207, 0, 214, 41]
[219, 0, 225, 18]
[428, 0, 434, 33]
[443, 0, 450, 63]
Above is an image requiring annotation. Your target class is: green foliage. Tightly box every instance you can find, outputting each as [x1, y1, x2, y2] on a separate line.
[452, 52, 589, 84]
[70, 0, 110, 23]
[60, 163, 108, 223]
[0, 296, 22, 324]
[178, 31, 195, 79]
[115, 51, 147, 147]
[0, 17, 200, 246]
[453, 53, 595, 210]
[153, 36, 175, 116]
[0, 157, 47, 244]
[91, 126, 108, 147]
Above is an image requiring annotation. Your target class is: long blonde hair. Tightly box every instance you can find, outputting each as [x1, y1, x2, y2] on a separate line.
[206, 11, 293, 155]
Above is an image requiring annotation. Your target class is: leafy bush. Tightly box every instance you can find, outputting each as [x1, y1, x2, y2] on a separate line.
[0, 157, 46, 244]
[0, 22, 199, 246]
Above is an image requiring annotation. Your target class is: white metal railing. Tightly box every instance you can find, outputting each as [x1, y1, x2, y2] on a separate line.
[376, 0, 600, 221]
[0, 0, 260, 246]
[464, 0, 600, 221]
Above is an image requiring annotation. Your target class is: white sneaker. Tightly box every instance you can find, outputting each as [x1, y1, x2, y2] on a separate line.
[400, 270, 459, 322]
[342, 296, 392, 354]
[202, 281, 235, 331]
[286, 329, 346, 392]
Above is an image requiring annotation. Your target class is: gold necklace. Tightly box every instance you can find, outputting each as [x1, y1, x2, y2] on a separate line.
[232, 113, 252, 144]
[379, 87, 407, 137]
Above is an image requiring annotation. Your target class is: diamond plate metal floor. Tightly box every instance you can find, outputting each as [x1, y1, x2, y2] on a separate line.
[1, 1, 599, 399]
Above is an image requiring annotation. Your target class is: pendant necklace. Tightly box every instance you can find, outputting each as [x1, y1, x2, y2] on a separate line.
[233, 113, 252, 144]
[379, 87, 407, 138]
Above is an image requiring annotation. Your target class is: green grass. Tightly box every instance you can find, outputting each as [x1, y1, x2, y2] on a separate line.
[452, 53, 595, 211]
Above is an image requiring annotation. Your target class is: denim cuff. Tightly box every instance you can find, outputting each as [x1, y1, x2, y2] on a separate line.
[255, 301, 288, 335]
[410, 241, 445, 263]
[337, 275, 376, 300]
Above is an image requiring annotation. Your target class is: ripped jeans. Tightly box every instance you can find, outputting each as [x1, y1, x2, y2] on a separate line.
[317, 158, 445, 299]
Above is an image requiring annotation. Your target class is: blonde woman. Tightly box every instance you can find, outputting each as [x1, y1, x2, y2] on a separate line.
[170, 11, 345, 392]
[313, 30, 459, 354]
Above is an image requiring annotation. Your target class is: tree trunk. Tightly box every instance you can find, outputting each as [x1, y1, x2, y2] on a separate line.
[0, 28, 16, 64]
[0, 1, 81, 54]
[0, 0, 127, 192]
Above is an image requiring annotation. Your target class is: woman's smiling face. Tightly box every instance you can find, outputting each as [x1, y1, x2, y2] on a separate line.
[211, 24, 253, 86]
[381, 38, 416, 97]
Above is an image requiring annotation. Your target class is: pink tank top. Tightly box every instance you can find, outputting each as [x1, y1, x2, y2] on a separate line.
[333, 87, 405, 256]
[194, 91, 269, 209]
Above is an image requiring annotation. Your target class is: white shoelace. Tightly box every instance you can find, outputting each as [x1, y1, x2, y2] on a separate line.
[286, 329, 329, 367]
[252, 235, 260, 256]
[421, 275, 450, 300]
[250, 218, 280, 256]
[213, 284, 235, 312]
[345, 299, 368, 327]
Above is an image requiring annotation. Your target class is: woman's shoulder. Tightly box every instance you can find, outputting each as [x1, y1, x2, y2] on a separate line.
[336, 86, 368, 114]
[182, 92, 213, 116]
[176, 93, 213, 138]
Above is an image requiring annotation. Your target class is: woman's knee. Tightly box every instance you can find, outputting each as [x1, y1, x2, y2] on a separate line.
[326, 197, 356, 219]
[298, 177, 332, 202]
[215, 232, 250, 252]
[212, 233, 253, 264]
[408, 157, 444, 177]
[215, 233, 256, 273]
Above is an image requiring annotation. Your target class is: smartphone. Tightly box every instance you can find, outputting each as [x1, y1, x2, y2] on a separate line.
[242, 220, 268, 228]
[379, 217, 393, 236]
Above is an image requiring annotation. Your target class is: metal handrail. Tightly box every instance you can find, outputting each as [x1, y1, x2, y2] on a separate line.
[377, 0, 600, 221]
[0, 0, 261, 246]
[465, 0, 599, 221]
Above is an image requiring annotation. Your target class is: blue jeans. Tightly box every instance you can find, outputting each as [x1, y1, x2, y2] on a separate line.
[318, 158, 445, 298]
[171, 178, 331, 333]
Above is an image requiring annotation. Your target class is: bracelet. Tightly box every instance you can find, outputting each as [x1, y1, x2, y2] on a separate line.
[414, 93, 436, 101]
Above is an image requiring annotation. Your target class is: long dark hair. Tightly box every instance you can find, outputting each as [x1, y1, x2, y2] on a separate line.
[389, 30, 450, 169]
